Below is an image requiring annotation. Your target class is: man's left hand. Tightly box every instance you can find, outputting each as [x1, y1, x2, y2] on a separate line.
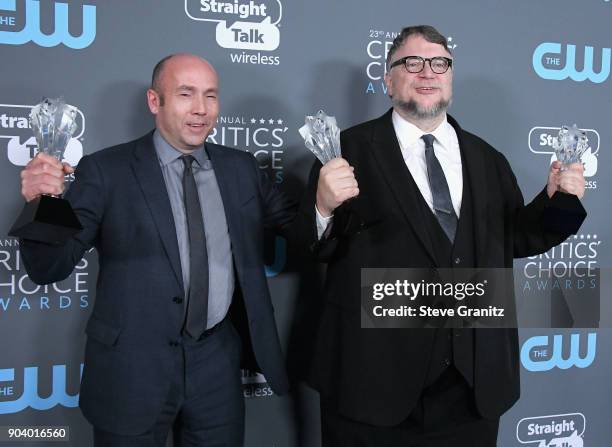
[546, 161, 585, 199]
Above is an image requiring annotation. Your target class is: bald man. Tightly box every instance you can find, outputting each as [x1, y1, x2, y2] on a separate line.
[18, 54, 296, 446]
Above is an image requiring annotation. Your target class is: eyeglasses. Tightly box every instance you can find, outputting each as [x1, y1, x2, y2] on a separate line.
[389, 56, 453, 74]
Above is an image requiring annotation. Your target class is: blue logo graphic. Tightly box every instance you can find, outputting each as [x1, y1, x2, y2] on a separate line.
[521, 333, 597, 372]
[0, 0, 96, 49]
[265, 236, 286, 277]
[532, 42, 611, 83]
[0, 364, 83, 414]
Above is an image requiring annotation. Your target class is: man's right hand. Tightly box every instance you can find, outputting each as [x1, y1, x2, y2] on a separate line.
[316, 157, 359, 217]
[21, 153, 74, 202]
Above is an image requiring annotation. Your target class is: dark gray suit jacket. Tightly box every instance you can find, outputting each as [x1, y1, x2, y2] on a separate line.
[20, 132, 296, 435]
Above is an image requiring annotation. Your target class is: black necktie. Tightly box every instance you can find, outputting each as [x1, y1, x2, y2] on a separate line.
[422, 134, 458, 243]
[181, 155, 208, 339]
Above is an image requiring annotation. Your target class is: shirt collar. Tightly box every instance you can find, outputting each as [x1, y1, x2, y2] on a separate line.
[153, 129, 209, 167]
[391, 110, 453, 152]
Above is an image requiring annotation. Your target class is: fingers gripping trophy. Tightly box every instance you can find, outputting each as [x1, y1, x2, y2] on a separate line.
[299, 110, 360, 220]
[544, 123, 589, 234]
[9, 98, 83, 244]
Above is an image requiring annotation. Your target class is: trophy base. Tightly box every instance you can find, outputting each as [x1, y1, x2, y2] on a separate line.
[543, 191, 587, 235]
[9, 195, 83, 245]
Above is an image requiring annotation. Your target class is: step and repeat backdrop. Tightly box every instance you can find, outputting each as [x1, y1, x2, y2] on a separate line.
[0, 1, 610, 445]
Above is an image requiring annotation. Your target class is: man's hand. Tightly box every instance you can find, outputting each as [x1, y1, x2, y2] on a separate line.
[546, 161, 585, 199]
[316, 158, 359, 217]
[20, 153, 75, 202]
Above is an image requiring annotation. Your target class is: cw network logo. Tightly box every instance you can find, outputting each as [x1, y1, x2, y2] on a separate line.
[533, 42, 611, 83]
[0, 103, 84, 167]
[528, 126, 599, 188]
[0, 0, 96, 50]
[521, 333, 597, 372]
[185, 0, 282, 65]
[516, 413, 585, 447]
[0, 363, 83, 414]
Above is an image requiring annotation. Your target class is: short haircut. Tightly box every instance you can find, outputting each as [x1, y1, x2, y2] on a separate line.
[386, 25, 450, 70]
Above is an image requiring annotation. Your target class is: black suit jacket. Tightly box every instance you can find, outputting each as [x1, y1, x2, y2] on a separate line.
[19, 132, 296, 435]
[300, 110, 586, 426]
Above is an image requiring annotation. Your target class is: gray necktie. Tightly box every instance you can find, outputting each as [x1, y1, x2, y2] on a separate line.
[181, 155, 209, 339]
[422, 134, 457, 243]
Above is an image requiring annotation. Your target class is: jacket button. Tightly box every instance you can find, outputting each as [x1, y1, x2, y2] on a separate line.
[444, 358, 451, 366]
[173, 296, 183, 304]
[454, 257, 461, 265]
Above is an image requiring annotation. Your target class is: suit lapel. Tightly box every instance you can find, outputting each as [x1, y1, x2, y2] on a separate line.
[369, 110, 439, 266]
[130, 132, 184, 291]
[448, 115, 488, 266]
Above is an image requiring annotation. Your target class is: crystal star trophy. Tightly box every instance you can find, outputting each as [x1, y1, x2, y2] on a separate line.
[543, 124, 588, 235]
[552, 124, 588, 171]
[9, 97, 83, 244]
[298, 110, 341, 164]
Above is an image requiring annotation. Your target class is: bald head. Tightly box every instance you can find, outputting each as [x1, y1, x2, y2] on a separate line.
[151, 53, 217, 103]
[146, 53, 220, 153]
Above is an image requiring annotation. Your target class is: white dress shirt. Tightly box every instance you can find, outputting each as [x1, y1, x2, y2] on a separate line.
[392, 110, 463, 218]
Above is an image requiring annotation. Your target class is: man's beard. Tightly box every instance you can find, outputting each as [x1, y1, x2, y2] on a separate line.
[392, 97, 451, 120]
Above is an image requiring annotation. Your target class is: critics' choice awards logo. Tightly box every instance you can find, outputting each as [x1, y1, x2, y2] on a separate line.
[0, 239, 91, 314]
[516, 413, 586, 447]
[207, 115, 287, 185]
[0, 0, 96, 50]
[184, 0, 281, 65]
[521, 332, 597, 372]
[365, 30, 457, 94]
[0, 363, 82, 414]
[365, 29, 397, 95]
[521, 233, 601, 293]
[533, 42, 610, 83]
[207, 115, 288, 277]
[529, 127, 599, 189]
[1, 103, 85, 170]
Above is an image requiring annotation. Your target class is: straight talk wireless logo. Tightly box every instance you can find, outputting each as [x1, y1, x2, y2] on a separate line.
[528, 126, 599, 189]
[516, 413, 586, 447]
[184, 0, 282, 65]
[0, 103, 84, 169]
[241, 369, 273, 398]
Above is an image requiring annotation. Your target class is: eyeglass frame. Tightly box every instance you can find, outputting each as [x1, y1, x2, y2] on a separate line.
[388, 56, 453, 74]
